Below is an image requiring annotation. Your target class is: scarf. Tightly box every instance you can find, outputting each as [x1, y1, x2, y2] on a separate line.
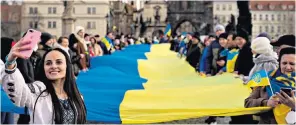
[74, 33, 88, 51]
[266, 71, 295, 124]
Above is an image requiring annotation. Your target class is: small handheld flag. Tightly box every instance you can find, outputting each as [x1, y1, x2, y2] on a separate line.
[247, 69, 274, 94]
[164, 24, 171, 37]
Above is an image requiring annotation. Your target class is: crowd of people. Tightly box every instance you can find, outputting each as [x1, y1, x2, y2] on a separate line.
[0, 23, 295, 124]
[168, 25, 295, 124]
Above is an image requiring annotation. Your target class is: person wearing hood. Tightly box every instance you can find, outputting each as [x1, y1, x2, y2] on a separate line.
[36, 32, 54, 59]
[71, 26, 89, 72]
[240, 37, 279, 83]
[230, 28, 257, 124]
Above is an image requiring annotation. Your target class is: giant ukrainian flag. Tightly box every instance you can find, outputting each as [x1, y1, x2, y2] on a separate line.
[1, 44, 271, 124]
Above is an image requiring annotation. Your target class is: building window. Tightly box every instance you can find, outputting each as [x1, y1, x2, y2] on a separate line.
[29, 7, 34, 14]
[257, 4, 263, 10]
[34, 22, 38, 29]
[53, 21, 56, 28]
[222, 16, 226, 23]
[271, 26, 274, 33]
[216, 4, 220, 10]
[271, 14, 274, 21]
[277, 26, 281, 32]
[73, 7, 75, 14]
[87, 21, 96, 29]
[253, 14, 256, 21]
[265, 26, 269, 32]
[222, 4, 226, 10]
[87, 7, 96, 14]
[277, 14, 281, 21]
[259, 14, 262, 20]
[283, 14, 286, 20]
[53, 7, 56, 14]
[34, 7, 38, 14]
[48, 7, 52, 14]
[29, 22, 34, 28]
[228, 4, 232, 10]
[282, 5, 287, 10]
[187, 1, 192, 9]
[259, 26, 262, 32]
[87, 7, 91, 14]
[92, 7, 96, 14]
[265, 14, 269, 21]
[30, 22, 38, 28]
[288, 5, 294, 10]
[48, 21, 52, 28]
[283, 27, 286, 33]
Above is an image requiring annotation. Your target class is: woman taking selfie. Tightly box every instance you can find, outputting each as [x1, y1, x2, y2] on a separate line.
[245, 47, 296, 124]
[2, 38, 86, 124]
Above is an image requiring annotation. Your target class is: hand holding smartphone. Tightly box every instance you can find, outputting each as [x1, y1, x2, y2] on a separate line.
[281, 88, 292, 97]
[19, 29, 42, 58]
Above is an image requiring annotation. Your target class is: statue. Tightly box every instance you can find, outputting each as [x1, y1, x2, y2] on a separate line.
[237, 1, 252, 35]
[62, 0, 75, 36]
[63, 0, 74, 18]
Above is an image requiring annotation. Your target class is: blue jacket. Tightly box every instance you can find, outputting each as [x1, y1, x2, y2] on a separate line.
[205, 39, 222, 75]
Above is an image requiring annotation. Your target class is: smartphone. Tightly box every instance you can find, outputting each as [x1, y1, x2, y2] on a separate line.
[281, 87, 292, 97]
[20, 29, 41, 58]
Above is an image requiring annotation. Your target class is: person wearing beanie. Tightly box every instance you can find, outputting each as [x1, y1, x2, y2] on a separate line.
[245, 47, 296, 124]
[234, 28, 254, 76]
[239, 37, 278, 84]
[36, 32, 54, 60]
[271, 35, 295, 55]
[186, 32, 202, 70]
[214, 24, 225, 37]
[257, 32, 271, 41]
[215, 33, 229, 73]
[203, 25, 225, 76]
[230, 28, 255, 124]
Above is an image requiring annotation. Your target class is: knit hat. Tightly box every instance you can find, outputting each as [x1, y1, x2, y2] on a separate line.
[251, 37, 277, 58]
[219, 33, 228, 40]
[271, 35, 295, 47]
[40, 32, 53, 45]
[75, 26, 85, 34]
[214, 24, 225, 32]
[236, 28, 249, 42]
[257, 32, 271, 41]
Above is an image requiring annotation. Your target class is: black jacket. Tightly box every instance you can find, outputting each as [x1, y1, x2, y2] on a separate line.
[69, 48, 81, 76]
[234, 42, 254, 76]
[186, 43, 201, 69]
[16, 58, 35, 83]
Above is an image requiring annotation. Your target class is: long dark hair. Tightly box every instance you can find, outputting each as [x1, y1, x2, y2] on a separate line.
[35, 48, 86, 123]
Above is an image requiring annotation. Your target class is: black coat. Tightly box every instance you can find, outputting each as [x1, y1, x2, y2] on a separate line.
[16, 58, 35, 83]
[234, 42, 254, 76]
[186, 43, 201, 69]
[69, 48, 81, 76]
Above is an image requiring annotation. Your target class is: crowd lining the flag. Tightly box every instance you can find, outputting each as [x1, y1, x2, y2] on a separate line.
[0, 23, 295, 124]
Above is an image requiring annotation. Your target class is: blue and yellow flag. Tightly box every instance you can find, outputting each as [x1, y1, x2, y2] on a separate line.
[164, 24, 171, 37]
[226, 49, 239, 73]
[101, 36, 113, 50]
[247, 70, 270, 87]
